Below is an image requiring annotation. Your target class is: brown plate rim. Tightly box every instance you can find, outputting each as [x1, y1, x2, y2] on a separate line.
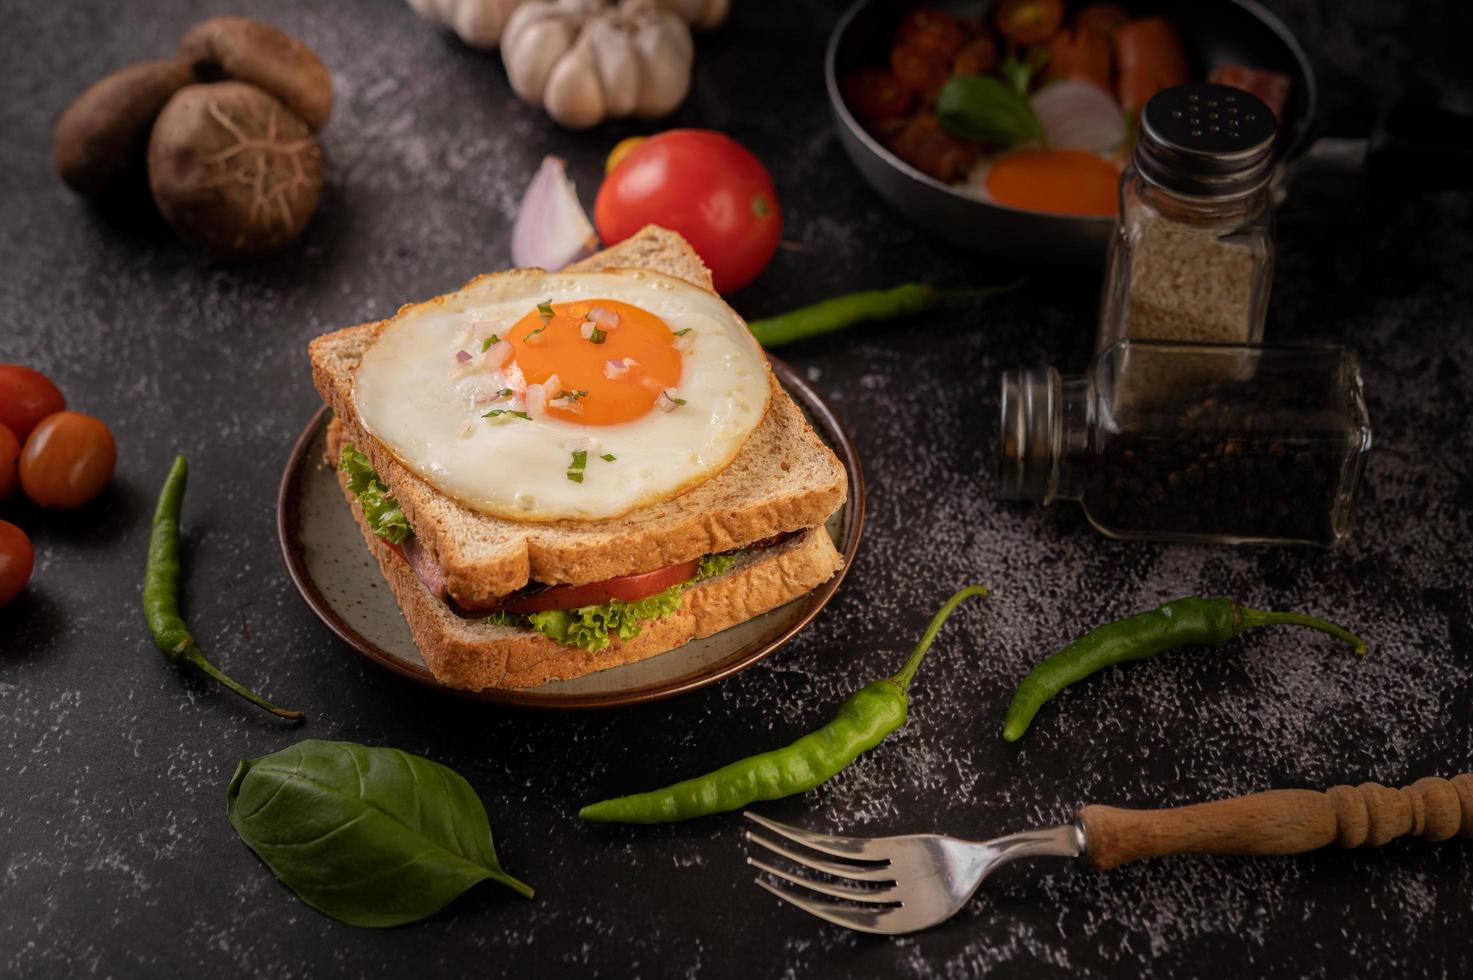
[276, 354, 865, 709]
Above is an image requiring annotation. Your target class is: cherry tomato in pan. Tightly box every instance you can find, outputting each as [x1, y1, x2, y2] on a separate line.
[994, 0, 1065, 46]
[953, 35, 1000, 77]
[0, 365, 66, 443]
[0, 520, 33, 608]
[1076, 2, 1131, 38]
[890, 43, 951, 99]
[0, 424, 18, 503]
[595, 130, 781, 293]
[503, 560, 699, 614]
[19, 411, 116, 510]
[893, 8, 967, 60]
[842, 67, 913, 120]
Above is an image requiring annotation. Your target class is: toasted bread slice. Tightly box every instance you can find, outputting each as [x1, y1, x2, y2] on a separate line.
[328, 417, 845, 690]
[309, 226, 848, 604]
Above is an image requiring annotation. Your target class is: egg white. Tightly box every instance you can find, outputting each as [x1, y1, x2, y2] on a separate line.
[352, 269, 772, 522]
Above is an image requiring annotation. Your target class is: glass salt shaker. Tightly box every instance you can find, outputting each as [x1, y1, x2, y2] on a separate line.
[1098, 83, 1279, 351]
[997, 341, 1373, 547]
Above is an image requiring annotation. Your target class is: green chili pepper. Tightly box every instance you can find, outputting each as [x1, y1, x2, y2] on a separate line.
[144, 455, 303, 721]
[1002, 597, 1366, 742]
[745, 280, 1024, 348]
[579, 585, 988, 824]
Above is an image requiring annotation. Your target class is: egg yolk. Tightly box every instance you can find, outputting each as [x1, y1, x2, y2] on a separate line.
[984, 149, 1119, 216]
[507, 298, 683, 426]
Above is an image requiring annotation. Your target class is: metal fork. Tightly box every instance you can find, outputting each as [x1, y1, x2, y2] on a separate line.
[743, 771, 1473, 934]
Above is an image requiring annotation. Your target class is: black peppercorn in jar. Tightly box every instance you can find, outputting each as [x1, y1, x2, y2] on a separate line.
[997, 341, 1372, 546]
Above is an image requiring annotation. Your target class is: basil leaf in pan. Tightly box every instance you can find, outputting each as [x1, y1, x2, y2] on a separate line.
[226, 739, 533, 927]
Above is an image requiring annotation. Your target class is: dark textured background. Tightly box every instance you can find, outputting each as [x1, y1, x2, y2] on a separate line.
[3, 1, 1471, 977]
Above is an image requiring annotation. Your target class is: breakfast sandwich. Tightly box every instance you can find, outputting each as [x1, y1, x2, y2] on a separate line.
[307, 226, 848, 690]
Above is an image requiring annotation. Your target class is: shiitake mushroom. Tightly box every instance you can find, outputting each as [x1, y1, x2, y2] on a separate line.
[178, 17, 333, 131]
[147, 82, 323, 261]
[52, 59, 196, 196]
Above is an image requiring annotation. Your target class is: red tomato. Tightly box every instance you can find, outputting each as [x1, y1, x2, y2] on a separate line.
[0, 520, 33, 607]
[595, 130, 782, 293]
[0, 424, 17, 503]
[19, 411, 117, 510]
[890, 43, 951, 99]
[842, 67, 913, 120]
[0, 366, 66, 443]
[503, 560, 699, 614]
[994, 0, 1065, 45]
[893, 8, 966, 60]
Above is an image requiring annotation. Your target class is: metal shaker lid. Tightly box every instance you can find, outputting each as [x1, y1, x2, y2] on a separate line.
[1135, 83, 1278, 200]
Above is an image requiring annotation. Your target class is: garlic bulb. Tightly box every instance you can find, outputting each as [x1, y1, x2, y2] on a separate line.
[406, 0, 526, 48]
[653, 0, 728, 30]
[501, 0, 693, 129]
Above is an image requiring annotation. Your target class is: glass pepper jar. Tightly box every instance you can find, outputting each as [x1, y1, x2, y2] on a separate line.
[997, 341, 1373, 547]
[1098, 83, 1279, 352]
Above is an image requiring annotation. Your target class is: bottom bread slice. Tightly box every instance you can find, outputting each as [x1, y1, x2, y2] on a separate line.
[333, 458, 845, 691]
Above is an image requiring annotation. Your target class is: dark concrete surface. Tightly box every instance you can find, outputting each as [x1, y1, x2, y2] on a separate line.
[3, 1, 1470, 977]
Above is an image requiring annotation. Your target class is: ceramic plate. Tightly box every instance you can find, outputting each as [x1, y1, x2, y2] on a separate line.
[277, 357, 864, 709]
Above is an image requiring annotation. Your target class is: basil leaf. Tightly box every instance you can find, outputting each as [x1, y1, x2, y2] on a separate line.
[226, 740, 533, 927]
[936, 75, 1045, 148]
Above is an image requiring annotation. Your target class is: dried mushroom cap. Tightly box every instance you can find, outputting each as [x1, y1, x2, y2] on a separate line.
[148, 82, 323, 261]
[52, 59, 196, 196]
[178, 16, 333, 131]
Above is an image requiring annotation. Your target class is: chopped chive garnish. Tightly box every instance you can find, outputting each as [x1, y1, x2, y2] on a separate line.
[553, 389, 588, 401]
[600, 453, 616, 462]
[537, 299, 555, 323]
[589, 325, 607, 344]
[524, 324, 546, 342]
[673, 328, 692, 336]
[480, 334, 501, 351]
[496, 388, 513, 397]
[567, 449, 588, 483]
[483, 409, 530, 420]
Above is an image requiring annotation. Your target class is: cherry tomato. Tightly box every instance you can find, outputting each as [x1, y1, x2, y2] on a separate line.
[19, 411, 116, 510]
[994, 0, 1065, 46]
[842, 67, 913, 120]
[953, 35, 1000, 77]
[890, 43, 951, 100]
[0, 520, 33, 607]
[1076, 2, 1131, 37]
[595, 130, 782, 293]
[893, 8, 966, 60]
[0, 365, 66, 443]
[1044, 26, 1114, 91]
[0, 425, 17, 503]
[887, 114, 979, 183]
[503, 560, 699, 614]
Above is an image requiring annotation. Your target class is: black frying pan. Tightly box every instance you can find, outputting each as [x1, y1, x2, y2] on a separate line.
[826, 0, 1472, 264]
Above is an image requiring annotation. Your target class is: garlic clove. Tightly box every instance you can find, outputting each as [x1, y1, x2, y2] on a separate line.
[631, 16, 692, 118]
[585, 16, 640, 118]
[504, 16, 575, 105]
[543, 38, 607, 128]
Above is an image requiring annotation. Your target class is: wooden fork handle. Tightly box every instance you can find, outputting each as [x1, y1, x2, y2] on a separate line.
[1078, 774, 1473, 871]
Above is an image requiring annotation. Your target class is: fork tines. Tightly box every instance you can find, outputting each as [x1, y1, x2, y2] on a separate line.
[742, 811, 906, 931]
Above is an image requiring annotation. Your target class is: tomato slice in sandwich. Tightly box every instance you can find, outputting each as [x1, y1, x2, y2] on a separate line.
[502, 560, 700, 614]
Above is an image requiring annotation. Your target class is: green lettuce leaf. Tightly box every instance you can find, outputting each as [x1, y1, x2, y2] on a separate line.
[694, 552, 737, 581]
[340, 445, 412, 545]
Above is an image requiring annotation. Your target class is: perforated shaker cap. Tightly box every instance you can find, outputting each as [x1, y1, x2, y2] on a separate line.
[1135, 83, 1278, 200]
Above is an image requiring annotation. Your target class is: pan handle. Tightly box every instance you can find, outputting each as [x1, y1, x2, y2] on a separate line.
[1364, 98, 1473, 196]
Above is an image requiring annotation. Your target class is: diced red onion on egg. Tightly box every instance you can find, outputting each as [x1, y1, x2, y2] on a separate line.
[603, 358, 631, 379]
[455, 349, 472, 364]
[511, 156, 599, 272]
[580, 320, 595, 340]
[483, 339, 513, 368]
[588, 306, 619, 328]
[657, 388, 682, 412]
[525, 383, 547, 417]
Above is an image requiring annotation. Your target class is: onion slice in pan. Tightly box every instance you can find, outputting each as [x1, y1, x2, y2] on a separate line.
[1031, 80, 1126, 155]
